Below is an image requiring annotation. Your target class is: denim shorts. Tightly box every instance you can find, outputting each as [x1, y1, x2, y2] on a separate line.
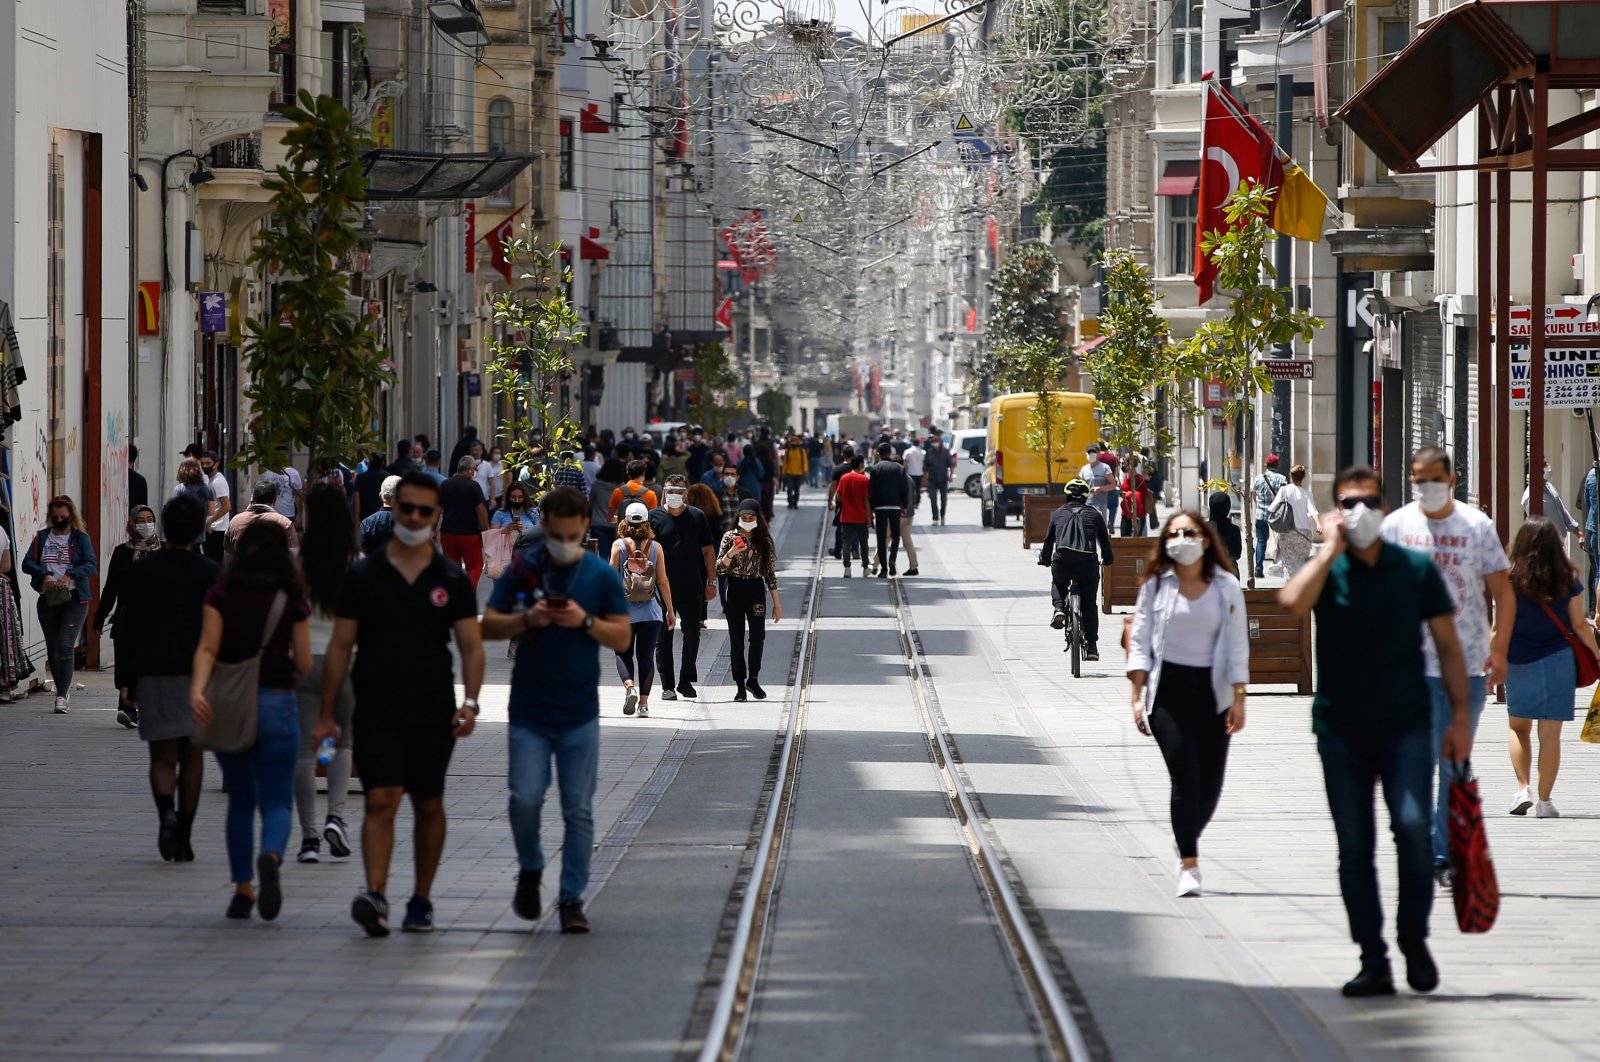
[1506, 651, 1577, 721]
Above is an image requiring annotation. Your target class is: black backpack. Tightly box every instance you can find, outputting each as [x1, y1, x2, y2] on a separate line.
[1053, 504, 1098, 557]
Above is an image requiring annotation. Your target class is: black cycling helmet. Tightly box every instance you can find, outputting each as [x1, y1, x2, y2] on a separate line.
[1063, 478, 1091, 501]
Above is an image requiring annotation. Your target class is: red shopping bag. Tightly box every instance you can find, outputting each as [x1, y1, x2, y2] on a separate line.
[1447, 761, 1499, 933]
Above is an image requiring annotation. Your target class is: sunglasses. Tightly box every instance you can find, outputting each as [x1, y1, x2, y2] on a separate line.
[396, 502, 437, 517]
[1165, 528, 1203, 540]
[1336, 495, 1381, 510]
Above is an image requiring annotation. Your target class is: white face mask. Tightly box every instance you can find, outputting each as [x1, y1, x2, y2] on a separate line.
[1164, 537, 1205, 566]
[1413, 481, 1452, 513]
[547, 539, 584, 565]
[723, 475, 738, 488]
[665, 492, 686, 511]
[391, 522, 432, 547]
[135, 522, 157, 540]
[738, 517, 758, 531]
[1343, 503, 1384, 549]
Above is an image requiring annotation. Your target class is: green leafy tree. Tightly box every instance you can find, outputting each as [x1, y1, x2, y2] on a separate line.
[994, 338, 1076, 487]
[1085, 250, 1181, 454]
[985, 243, 1066, 390]
[240, 91, 390, 475]
[682, 342, 743, 438]
[486, 237, 586, 495]
[755, 389, 793, 432]
[1177, 182, 1324, 584]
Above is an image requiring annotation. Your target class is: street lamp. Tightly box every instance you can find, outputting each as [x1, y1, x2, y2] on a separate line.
[428, 0, 490, 49]
[1281, 9, 1346, 47]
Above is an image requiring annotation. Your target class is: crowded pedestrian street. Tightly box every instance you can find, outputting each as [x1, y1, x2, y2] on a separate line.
[4, 491, 1598, 1061]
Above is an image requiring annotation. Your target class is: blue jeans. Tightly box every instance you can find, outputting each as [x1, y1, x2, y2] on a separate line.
[1425, 674, 1487, 864]
[1317, 726, 1435, 961]
[214, 689, 300, 884]
[508, 718, 599, 904]
[1586, 533, 1600, 613]
[1254, 518, 1270, 575]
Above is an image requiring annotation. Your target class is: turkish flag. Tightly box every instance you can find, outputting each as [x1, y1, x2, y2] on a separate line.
[1195, 78, 1276, 304]
[488, 217, 516, 284]
[714, 296, 733, 332]
[464, 202, 476, 274]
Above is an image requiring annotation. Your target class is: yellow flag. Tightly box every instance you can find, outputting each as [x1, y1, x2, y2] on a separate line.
[1271, 162, 1330, 243]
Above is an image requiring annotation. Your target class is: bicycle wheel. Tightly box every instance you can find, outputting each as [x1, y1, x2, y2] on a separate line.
[1067, 593, 1082, 678]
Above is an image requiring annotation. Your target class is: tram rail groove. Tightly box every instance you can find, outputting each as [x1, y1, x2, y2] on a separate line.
[694, 505, 1103, 1062]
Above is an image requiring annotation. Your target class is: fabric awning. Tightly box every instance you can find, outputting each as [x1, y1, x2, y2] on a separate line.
[1156, 159, 1200, 197]
[580, 236, 610, 260]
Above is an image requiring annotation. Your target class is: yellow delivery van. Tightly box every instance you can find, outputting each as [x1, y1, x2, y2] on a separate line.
[981, 391, 1100, 529]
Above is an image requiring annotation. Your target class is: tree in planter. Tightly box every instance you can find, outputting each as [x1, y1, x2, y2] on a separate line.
[485, 236, 587, 495]
[1176, 182, 1323, 586]
[681, 342, 743, 439]
[1084, 250, 1184, 455]
[755, 389, 793, 433]
[239, 91, 391, 476]
[994, 338, 1076, 488]
[985, 243, 1066, 391]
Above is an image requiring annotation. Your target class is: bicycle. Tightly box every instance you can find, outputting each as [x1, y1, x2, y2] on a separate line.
[1062, 579, 1084, 678]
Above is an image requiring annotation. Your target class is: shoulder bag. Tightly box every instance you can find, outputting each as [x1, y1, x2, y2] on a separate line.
[193, 590, 287, 753]
[1447, 759, 1500, 934]
[1536, 599, 1600, 688]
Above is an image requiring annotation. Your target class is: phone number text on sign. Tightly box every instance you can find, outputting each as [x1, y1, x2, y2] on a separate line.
[1508, 346, 1600, 409]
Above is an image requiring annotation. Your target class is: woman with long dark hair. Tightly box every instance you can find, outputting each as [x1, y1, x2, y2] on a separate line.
[609, 503, 674, 718]
[686, 482, 722, 628]
[116, 495, 219, 861]
[93, 504, 160, 727]
[291, 483, 359, 863]
[717, 499, 784, 702]
[1502, 516, 1600, 818]
[1126, 509, 1249, 897]
[190, 521, 312, 920]
[21, 495, 97, 713]
[588, 457, 625, 556]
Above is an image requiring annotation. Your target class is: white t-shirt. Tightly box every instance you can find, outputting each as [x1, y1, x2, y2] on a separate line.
[1270, 483, 1317, 533]
[208, 472, 231, 532]
[1380, 501, 1509, 677]
[475, 459, 502, 501]
[903, 445, 925, 477]
[1164, 580, 1223, 667]
[0, 525, 11, 554]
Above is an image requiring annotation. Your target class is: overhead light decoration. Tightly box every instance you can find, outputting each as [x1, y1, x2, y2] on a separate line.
[428, 0, 491, 49]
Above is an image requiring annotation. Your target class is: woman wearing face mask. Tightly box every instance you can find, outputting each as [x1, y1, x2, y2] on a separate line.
[22, 496, 98, 713]
[114, 495, 220, 861]
[717, 500, 784, 702]
[1126, 511, 1249, 898]
[587, 458, 625, 557]
[1268, 464, 1319, 577]
[93, 505, 162, 727]
[492, 482, 538, 533]
[609, 503, 674, 718]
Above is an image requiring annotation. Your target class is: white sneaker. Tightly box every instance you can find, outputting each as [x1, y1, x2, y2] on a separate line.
[622, 688, 638, 716]
[1510, 786, 1534, 815]
[1535, 799, 1560, 818]
[1176, 867, 1202, 898]
[52, 695, 68, 714]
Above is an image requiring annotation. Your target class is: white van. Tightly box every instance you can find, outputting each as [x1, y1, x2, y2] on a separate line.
[951, 428, 986, 497]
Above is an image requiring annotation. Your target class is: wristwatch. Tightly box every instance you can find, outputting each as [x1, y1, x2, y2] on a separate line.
[462, 698, 480, 714]
[1232, 683, 1247, 696]
[582, 612, 595, 631]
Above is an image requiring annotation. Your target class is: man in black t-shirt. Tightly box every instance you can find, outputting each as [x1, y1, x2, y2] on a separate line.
[316, 472, 485, 937]
[438, 456, 489, 588]
[649, 474, 717, 699]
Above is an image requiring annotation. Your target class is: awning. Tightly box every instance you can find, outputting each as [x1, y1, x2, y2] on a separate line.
[359, 150, 539, 201]
[1335, 0, 1600, 174]
[1156, 159, 1200, 197]
[1073, 335, 1108, 356]
[580, 236, 610, 260]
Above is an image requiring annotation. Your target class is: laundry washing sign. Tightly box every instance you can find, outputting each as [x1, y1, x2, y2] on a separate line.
[1505, 305, 1600, 409]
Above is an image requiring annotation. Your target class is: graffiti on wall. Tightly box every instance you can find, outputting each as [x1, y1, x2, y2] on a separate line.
[29, 424, 46, 534]
[101, 408, 128, 544]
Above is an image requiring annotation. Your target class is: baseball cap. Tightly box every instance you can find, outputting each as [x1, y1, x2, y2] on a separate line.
[624, 502, 650, 523]
[180, 442, 205, 458]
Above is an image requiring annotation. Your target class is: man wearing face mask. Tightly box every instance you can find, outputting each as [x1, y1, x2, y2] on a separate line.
[1280, 466, 1472, 999]
[481, 487, 633, 934]
[650, 475, 717, 699]
[1381, 446, 1512, 884]
[1520, 459, 1582, 540]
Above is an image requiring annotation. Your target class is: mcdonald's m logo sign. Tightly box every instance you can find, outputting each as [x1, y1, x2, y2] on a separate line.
[137, 282, 161, 336]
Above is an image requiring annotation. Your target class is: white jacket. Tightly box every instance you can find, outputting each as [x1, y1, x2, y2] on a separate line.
[1125, 568, 1251, 719]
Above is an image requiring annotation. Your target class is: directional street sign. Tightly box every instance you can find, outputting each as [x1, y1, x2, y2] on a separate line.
[1507, 304, 1600, 337]
[1256, 359, 1315, 380]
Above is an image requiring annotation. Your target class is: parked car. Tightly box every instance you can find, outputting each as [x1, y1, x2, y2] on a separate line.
[951, 429, 986, 499]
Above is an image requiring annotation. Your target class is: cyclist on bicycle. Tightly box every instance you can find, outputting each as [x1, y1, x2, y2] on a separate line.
[1039, 479, 1115, 659]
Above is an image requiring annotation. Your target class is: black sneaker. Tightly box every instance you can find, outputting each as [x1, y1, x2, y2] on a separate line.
[1084, 647, 1100, 661]
[1399, 939, 1439, 993]
[746, 680, 767, 700]
[402, 896, 435, 933]
[660, 688, 678, 701]
[678, 682, 697, 699]
[733, 686, 749, 702]
[513, 869, 542, 921]
[117, 705, 138, 729]
[878, 569, 888, 580]
[323, 816, 351, 859]
[352, 890, 390, 937]
[256, 853, 283, 921]
[297, 837, 321, 863]
[226, 894, 254, 920]
[1341, 961, 1396, 998]
[558, 901, 590, 934]
[903, 567, 918, 576]
[1050, 611, 1066, 629]
[158, 809, 179, 862]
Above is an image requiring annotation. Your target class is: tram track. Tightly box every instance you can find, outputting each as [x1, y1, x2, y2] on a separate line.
[688, 508, 1105, 1062]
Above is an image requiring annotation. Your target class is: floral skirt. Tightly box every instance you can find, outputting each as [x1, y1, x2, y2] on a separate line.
[0, 583, 35, 689]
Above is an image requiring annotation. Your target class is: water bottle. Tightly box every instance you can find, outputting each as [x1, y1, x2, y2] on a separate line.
[316, 736, 336, 767]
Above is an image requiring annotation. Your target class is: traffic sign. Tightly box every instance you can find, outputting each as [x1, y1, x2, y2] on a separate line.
[1507, 304, 1600, 337]
[1257, 359, 1315, 380]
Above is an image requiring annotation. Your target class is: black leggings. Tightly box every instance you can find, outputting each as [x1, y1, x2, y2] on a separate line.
[615, 619, 663, 695]
[874, 510, 902, 571]
[725, 576, 768, 686]
[1149, 663, 1231, 860]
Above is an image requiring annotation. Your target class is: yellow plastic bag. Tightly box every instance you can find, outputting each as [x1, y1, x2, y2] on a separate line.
[1582, 687, 1600, 744]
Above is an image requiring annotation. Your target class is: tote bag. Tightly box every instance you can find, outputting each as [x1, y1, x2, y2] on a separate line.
[1447, 760, 1500, 934]
[483, 529, 514, 580]
[192, 591, 286, 754]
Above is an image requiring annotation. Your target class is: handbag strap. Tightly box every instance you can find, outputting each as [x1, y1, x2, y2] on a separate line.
[256, 591, 288, 655]
[1537, 600, 1584, 655]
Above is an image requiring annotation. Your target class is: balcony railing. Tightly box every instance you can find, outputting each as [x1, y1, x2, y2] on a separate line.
[209, 133, 263, 170]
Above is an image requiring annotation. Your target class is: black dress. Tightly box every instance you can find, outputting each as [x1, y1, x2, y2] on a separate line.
[94, 542, 156, 691]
